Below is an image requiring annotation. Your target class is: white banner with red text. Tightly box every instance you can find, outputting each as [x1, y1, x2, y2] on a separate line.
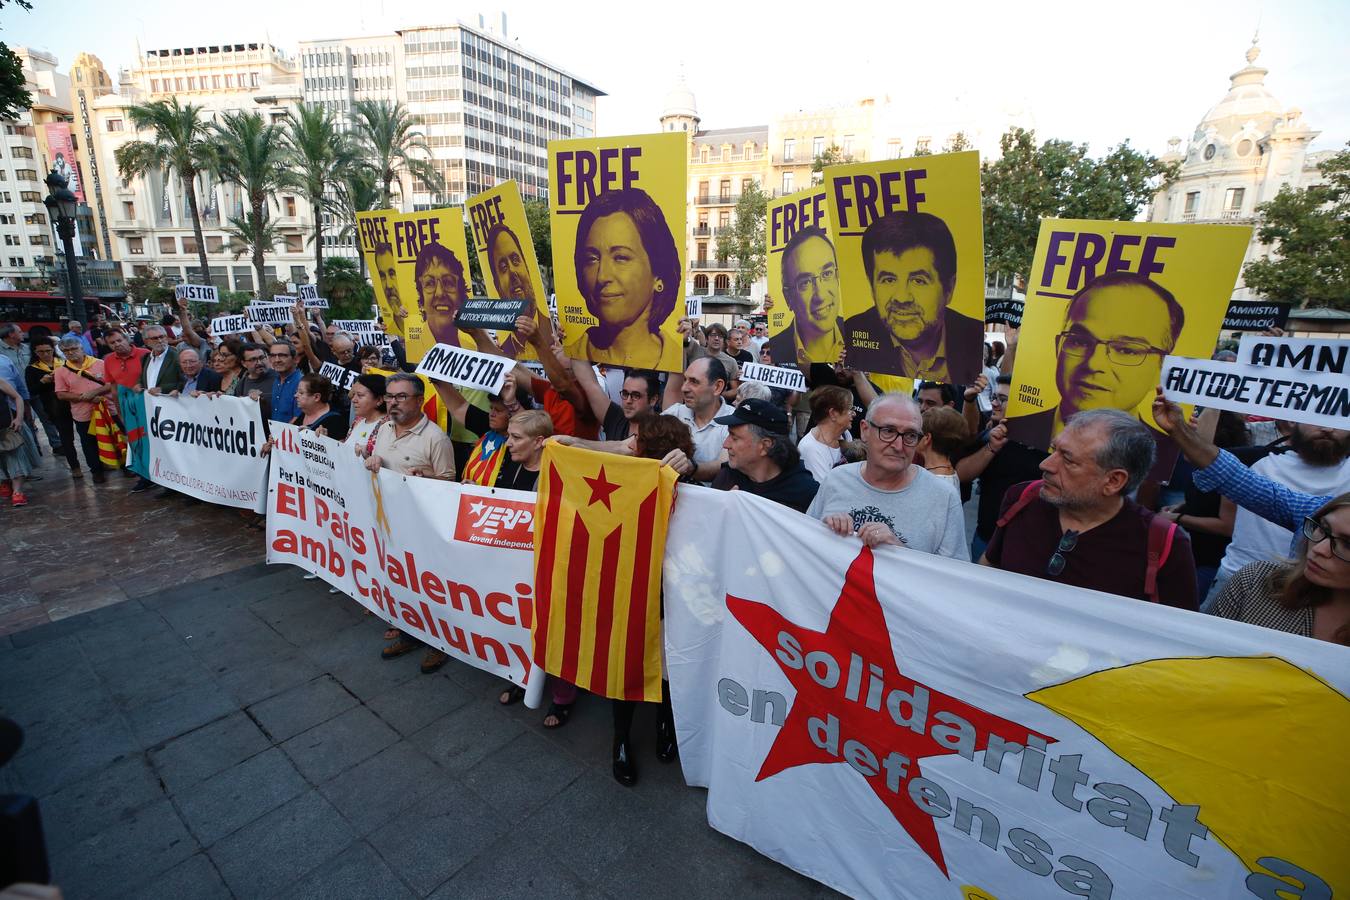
[663, 486, 1348, 900]
[264, 423, 546, 706]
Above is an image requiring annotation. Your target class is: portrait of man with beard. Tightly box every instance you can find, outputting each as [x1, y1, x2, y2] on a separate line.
[843, 210, 983, 382]
[486, 222, 537, 304]
[415, 241, 469, 348]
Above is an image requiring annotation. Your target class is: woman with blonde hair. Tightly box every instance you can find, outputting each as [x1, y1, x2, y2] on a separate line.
[1210, 492, 1350, 644]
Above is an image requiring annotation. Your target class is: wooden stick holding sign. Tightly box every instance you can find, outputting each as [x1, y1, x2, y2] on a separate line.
[739, 361, 807, 393]
[415, 342, 512, 395]
[175, 284, 219, 304]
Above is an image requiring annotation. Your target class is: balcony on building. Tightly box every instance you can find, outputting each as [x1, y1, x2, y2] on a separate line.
[44, 256, 127, 300]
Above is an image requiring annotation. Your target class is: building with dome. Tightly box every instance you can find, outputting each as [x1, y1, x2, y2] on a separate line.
[1149, 39, 1335, 302]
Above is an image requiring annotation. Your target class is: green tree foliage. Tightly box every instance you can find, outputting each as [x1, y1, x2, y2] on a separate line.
[123, 266, 175, 306]
[981, 127, 1180, 284]
[1242, 144, 1350, 310]
[114, 98, 215, 286]
[280, 104, 360, 296]
[0, 1, 33, 122]
[334, 166, 381, 279]
[523, 199, 554, 294]
[944, 131, 973, 153]
[317, 257, 375, 320]
[350, 100, 443, 209]
[811, 144, 850, 176]
[715, 182, 770, 295]
[211, 111, 290, 299]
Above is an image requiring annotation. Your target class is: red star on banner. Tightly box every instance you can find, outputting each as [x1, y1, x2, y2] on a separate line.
[583, 465, 621, 510]
[727, 547, 1053, 878]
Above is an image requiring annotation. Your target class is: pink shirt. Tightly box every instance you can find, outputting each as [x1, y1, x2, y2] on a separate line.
[53, 358, 106, 423]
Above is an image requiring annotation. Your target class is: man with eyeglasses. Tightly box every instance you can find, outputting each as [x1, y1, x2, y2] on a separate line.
[1011, 271, 1184, 451]
[365, 373, 457, 673]
[843, 211, 983, 383]
[570, 358, 660, 444]
[136, 325, 181, 396]
[981, 408, 1197, 608]
[765, 226, 844, 367]
[806, 393, 966, 558]
[266, 340, 303, 424]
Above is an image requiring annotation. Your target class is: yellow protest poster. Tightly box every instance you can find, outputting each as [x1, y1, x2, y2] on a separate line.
[1003, 219, 1251, 452]
[548, 132, 686, 373]
[824, 151, 985, 383]
[466, 180, 550, 359]
[764, 186, 842, 367]
[356, 207, 476, 363]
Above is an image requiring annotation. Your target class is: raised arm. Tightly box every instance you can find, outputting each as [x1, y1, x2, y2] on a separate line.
[570, 357, 614, 423]
[429, 377, 472, 426]
[291, 301, 324, 373]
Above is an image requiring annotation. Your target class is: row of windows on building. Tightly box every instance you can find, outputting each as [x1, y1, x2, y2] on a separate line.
[0, 213, 46, 226]
[131, 263, 309, 291]
[780, 135, 856, 163]
[305, 75, 395, 93]
[1182, 187, 1248, 219]
[148, 71, 261, 93]
[124, 232, 306, 256]
[2, 233, 49, 246]
[0, 191, 43, 204]
[304, 48, 394, 69]
[0, 169, 40, 183]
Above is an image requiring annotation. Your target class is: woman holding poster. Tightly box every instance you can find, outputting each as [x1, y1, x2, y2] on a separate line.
[564, 187, 682, 370]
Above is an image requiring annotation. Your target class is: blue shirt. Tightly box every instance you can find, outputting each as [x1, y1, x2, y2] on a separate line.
[1193, 449, 1333, 549]
[0, 354, 27, 401]
[270, 368, 303, 423]
[62, 330, 96, 357]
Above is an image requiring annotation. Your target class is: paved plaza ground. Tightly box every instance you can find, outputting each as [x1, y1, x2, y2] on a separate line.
[0, 450, 842, 898]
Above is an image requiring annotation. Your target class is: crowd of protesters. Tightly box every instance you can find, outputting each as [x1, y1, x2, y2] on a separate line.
[1, 303, 1346, 788]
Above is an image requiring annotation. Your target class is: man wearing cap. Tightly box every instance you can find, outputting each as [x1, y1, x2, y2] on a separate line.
[711, 398, 820, 513]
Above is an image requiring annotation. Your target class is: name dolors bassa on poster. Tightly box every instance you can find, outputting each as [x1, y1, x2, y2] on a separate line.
[175, 283, 219, 304]
[415, 342, 511, 395]
[824, 151, 985, 383]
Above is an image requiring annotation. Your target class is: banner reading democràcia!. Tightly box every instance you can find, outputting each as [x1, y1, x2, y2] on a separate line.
[824, 151, 985, 383]
[764, 185, 837, 367]
[119, 388, 268, 512]
[465, 180, 549, 359]
[548, 131, 687, 373]
[265, 423, 546, 706]
[356, 208, 475, 362]
[1003, 219, 1251, 455]
[663, 487, 1349, 900]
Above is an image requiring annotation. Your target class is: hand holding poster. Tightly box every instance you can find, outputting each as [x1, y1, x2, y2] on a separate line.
[356, 208, 475, 361]
[825, 151, 985, 382]
[548, 132, 687, 372]
[1162, 356, 1349, 429]
[765, 186, 839, 366]
[1003, 219, 1251, 455]
[465, 180, 550, 359]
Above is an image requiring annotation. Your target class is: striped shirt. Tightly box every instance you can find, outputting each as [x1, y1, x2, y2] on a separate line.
[1209, 560, 1313, 638]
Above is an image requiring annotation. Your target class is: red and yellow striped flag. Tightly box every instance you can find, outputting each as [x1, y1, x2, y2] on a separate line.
[532, 443, 678, 702]
[88, 400, 125, 469]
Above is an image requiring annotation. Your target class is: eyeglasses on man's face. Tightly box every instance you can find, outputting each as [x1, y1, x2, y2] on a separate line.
[792, 264, 838, 297]
[866, 421, 923, 447]
[385, 392, 416, 403]
[619, 390, 649, 401]
[1055, 331, 1167, 367]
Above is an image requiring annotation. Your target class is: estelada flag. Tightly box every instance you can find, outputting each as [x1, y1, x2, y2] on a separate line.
[88, 399, 125, 469]
[532, 442, 678, 702]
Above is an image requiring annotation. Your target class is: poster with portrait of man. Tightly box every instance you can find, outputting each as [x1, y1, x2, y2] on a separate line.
[466, 180, 549, 360]
[1004, 219, 1252, 455]
[356, 208, 476, 363]
[548, 132, 687, 373]
[763, 185, 842, 367]
[825, 151, 985, 384]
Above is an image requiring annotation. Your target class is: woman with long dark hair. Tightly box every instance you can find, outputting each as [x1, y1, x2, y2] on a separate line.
[1210, 493, 1350, 644]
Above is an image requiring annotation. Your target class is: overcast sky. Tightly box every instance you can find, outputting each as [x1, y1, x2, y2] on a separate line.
[10, 0, 1348, 158]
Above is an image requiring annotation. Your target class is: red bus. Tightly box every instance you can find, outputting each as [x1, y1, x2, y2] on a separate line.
[0, 291, 113, 331]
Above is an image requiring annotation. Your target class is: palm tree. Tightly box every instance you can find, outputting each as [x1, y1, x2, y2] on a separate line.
[211, 111, 291, 299]
[280, 104, 358, 297]
[334, 166, 381, 279]
[225, 212, 278, 288]
[350, 99, 443, 209]
[114, 97, 214, 287]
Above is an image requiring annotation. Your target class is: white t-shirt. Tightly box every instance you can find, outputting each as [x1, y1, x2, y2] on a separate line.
[1219, 451, 1350, 577]
[345, 415, 384, 453]
[667, 399, 734, 485]
[798, 428, 844, 483]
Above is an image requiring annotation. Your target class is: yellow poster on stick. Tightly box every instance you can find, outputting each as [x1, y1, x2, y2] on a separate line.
[764, 186, 842, 367]
[1003, 219, 1251, 454]
[466, 180, 550, 359]
[548, 132, 686, 373]
[824, 151, 985, 383]
[356, 207, 475, 363]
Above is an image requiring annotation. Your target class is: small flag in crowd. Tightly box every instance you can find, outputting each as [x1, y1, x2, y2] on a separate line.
[88, 399, 125, 470]
[531, 443, 677, 702]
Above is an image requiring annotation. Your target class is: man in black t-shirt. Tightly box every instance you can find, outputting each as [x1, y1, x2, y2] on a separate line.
[570, 359, 660, 443]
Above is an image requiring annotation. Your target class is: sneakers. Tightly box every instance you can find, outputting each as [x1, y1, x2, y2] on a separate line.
[11, 492, 27, 507]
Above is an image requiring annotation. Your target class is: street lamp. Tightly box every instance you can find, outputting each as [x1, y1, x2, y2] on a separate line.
[43, 170, 85, 325]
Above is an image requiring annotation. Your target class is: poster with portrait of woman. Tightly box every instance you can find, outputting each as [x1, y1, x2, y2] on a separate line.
[466, 181, 549, 360]
[548, 132, 687, 373]
[824, 151, 985, 384]
[356, 208, 476, 362]
[764, 185, 841, 367]
[1003, 219, 1251, 454]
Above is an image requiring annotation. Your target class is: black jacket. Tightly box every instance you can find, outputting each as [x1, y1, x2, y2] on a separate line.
[712, 459, 820, 513]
